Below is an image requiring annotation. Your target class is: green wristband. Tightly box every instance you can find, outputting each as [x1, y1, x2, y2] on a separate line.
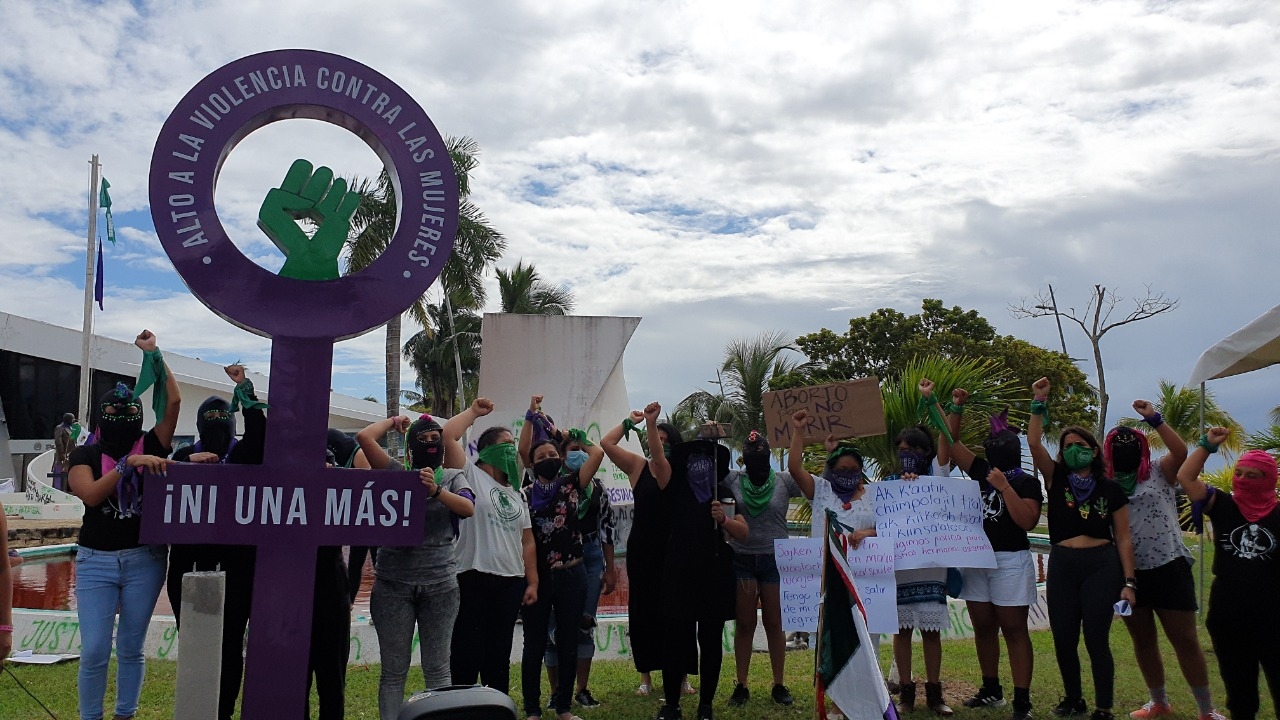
[1197, 434, 1220, 454]
[943, 401, 965, 415]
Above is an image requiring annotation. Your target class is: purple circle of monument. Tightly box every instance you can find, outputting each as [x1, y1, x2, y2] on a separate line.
[149, 49, 459, 340]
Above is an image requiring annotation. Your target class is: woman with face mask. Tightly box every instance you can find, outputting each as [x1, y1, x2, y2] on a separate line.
[442, 398, 536, 698]
[788, 408, 878, 720]
[938, 389, 1043, 720]
[67, 330, 181, 720]
[1177, 428, 1280, 720]
[357, 414, 475, 720]
[543, 431, 618, 710]
[719, 428, 803, 709]
[1027, 378, 1137, 720]
[1105, 403, 1222, 720]
[600, 403, 695, 698]
[516, 395, 606, 720]
[886, 381, 955, 716]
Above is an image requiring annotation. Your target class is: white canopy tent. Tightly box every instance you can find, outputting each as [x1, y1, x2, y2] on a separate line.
[1188, 304, 1280, 387]
[1184, 303, 1280, 613]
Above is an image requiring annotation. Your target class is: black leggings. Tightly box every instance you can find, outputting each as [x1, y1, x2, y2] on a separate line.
[1207, 596, 1280, 720]
[662, 617, 725, 710]
[451, 570, 527, 694]
[1046, 544, 1122, 709]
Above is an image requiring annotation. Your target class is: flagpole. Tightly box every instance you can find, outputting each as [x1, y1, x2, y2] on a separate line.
[78, 154, 101, 422]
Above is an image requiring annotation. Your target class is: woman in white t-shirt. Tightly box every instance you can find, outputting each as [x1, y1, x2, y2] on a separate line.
[788, 408, 879, 720]
[442, 398, 537, 699]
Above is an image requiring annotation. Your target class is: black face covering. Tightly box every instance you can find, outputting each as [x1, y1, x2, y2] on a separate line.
[1110, 430, 1143, 473]
[325, 428, 358, 468]
[982, 430, 1022, 473]
[533, 457, 563, 480]
[406, 416, 444, 470]
[743, 432, 772, 484]
[197, 396, 236, 458]
[95, 383, 144, 458]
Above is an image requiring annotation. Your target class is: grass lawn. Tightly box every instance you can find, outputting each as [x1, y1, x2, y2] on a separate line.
[3, 616, 1269, 720]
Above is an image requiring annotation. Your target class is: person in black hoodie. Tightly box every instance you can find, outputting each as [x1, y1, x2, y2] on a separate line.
[167, 366, 267, 720]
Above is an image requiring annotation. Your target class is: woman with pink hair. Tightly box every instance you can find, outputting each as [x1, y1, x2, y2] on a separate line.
[1177, 429, 1280, 720]
[1107, 401, 1222, 720]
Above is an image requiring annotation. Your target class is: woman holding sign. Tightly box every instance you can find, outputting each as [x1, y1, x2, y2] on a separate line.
[1027, 377, 1136, 720]
[939, 390, 1042, 720]
[1106, 404, 1222, 720]
[888, 380, 954, 717]
[789, 409, 879, 720]
[722, 429, 804, 708]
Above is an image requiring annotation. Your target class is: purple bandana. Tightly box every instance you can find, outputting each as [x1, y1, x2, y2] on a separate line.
[1067, 472, 1096, 505]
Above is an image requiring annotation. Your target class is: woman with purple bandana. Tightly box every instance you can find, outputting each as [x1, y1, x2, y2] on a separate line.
[1027, 377, 1136, 720]
[67, 330, 181, 720]
[1178, 428, 1280, 720]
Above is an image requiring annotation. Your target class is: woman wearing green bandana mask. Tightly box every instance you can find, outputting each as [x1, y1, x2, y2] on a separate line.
[442, 398, 537, 699]
[722, 428, 804, 709]
[1028, 377, 1137, 720]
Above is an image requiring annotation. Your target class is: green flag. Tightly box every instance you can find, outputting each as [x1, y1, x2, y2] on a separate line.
[99, 177, 116, 246]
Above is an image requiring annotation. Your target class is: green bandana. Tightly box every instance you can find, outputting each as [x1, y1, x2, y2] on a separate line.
[132, 350, 168, 424]
[230, 379, 269, 413]
[916, 394, 954, 444]
[567, 428, 594, 447]
[1114, 470, 1138, 496]
[477, 442, 520, 484]
[738, 468, 776, 517]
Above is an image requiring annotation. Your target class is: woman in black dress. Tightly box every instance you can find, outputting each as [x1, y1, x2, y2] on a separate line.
[602, 402, 684, 696]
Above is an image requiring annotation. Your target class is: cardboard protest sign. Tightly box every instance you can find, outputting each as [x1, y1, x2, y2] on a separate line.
[872, 476, 997, 570]
[775, 538, 823, 632]
[762, 378, 886, 446]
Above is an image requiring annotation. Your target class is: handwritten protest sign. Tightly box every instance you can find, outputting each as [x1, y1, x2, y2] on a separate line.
[845, 537, 898, 635]
[775, 538, 822, 632]
[762, 379, 886, 446]
[873, 477, 996, 570]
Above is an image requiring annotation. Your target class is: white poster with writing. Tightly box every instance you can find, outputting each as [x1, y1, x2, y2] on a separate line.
[775, 537, 822, 632]
[873, 476, 997, 570]
[845, 536, 899, 635]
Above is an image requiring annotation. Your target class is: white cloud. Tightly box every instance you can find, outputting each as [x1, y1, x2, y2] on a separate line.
[3, 0, 1280, 434]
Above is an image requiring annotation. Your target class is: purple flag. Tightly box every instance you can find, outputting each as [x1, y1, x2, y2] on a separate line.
[94, 238, 104, 310]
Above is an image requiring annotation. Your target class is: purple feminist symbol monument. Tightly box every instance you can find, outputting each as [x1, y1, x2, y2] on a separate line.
[143, 49, 459, 716]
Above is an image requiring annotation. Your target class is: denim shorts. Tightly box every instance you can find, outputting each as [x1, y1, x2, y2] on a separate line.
[733, 551, 780, 584]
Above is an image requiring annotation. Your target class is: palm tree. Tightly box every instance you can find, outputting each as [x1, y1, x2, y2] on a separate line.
[676, 330, 799, 450]
[850, 356, 1026, 479]
[1116, 380, 1243, 456]
[402, 287, 483, 417]
[346, 136, 506, 418]
[497, 260, 575, 315]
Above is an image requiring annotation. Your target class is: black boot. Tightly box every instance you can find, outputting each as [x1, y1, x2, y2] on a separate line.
[899, 681, 917, 713]
[926, 682, 954, 717]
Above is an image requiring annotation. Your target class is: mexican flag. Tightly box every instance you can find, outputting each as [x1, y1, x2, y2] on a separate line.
[817, 510, 898, 720]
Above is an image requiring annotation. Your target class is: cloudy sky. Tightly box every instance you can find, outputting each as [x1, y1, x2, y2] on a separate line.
[2, 0, 1279, 437]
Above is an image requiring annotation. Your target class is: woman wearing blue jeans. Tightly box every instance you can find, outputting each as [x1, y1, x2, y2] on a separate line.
[357, 414, 476, 720]
[67, 330, 181, 720]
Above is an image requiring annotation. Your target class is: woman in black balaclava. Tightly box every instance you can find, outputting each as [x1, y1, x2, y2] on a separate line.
[938, 390, 1043, 720]
[357, 414, 475, 720]
[168, 395, 237, 621]
[66, 329, 180, 720]
[723, 430, 804, 709]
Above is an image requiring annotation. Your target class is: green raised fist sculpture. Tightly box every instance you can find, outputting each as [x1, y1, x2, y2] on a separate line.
[258, 158, 361, 281]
